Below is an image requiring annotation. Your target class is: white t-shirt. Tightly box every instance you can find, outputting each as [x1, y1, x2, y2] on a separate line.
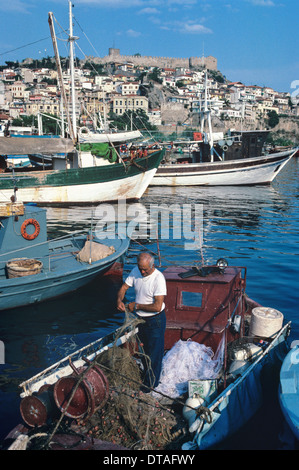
[125, 266, 167, 317]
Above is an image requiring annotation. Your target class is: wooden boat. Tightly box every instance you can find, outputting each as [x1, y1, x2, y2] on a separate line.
[0, 138, 164, 205]
[28, 153, 53, 169]
[150, 72, 295, 187]
[278, 342, 299, 442]
[0, 201, 130, 311]
[152, 144, 295, 186]
[3, 257, 291, 450]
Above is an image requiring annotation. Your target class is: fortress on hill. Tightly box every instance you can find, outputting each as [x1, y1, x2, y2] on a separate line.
[89, 48, 218, 71]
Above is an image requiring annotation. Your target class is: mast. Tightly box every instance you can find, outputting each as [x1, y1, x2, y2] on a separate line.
[200, 70, 214, 161]
[48, 11, 75, 142]
[68, 1, 78, 140]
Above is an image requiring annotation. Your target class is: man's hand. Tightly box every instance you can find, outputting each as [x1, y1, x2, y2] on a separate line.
[127, 302, 136, 312]
[117, 300, 126, 312]
[117, 283, 130, 312]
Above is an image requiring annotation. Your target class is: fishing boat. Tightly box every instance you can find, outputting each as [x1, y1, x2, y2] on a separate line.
[150, 73, 295, 187]
[0, 201, 130, 311]
[0, 126, 34, 168]
[0, 145, 164, 205]
[28, 153, 53, 169]
[0, 3, 164, 205]
[278, 342, 299, 443]
[3, 256, 290, 450]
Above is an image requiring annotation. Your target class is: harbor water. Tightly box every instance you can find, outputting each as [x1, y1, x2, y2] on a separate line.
[0, 156, 298, 449]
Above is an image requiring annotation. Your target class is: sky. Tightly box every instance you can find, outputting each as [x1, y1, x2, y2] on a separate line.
[0, 0, 298, 94]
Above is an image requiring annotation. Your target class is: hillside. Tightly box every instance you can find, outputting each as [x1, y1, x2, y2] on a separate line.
[144, 82, 299, 144]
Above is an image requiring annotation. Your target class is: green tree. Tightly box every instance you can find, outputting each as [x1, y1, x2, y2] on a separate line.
[267, 110, 279, 128]
[12, 114, 59, 135]
[109, 109, 157, 134]
[148, 67, 162, 84]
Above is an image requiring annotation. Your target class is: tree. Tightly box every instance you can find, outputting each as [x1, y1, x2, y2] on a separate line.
[12, 114, 59, 135]
[267, 110, 279, 128]
[148, 68, 162, 84]
[109, 109, 157, 133]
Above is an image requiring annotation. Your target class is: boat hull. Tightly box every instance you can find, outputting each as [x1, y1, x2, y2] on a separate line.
[0, 150, 164, 205]
[0, 237, 129, 311]
[192, 323, 290, 450]
[6, 156, 31, 167]
[151, 150, 294, 186]
[278, 344, 299, 441]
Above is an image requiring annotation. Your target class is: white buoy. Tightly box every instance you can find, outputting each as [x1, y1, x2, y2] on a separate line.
[183, 394, 204, 430]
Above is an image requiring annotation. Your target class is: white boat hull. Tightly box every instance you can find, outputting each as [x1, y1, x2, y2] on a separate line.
[6, 156, 30, 167]
[0, 149, 164, 205]
[0, 168, 157, 205]
[151, 150, 294, 186]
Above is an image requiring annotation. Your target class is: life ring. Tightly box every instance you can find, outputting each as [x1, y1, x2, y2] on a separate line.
[21, 219, 40, 241]
[78, 127, 90, 137]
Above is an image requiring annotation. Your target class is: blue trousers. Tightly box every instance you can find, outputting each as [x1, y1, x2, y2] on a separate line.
[137, 310, 166, 388]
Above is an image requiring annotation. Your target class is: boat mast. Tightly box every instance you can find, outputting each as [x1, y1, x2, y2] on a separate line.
[200, 71, 214, 161]
[68, 1, 78, 140]
[48, 11, 75, 142]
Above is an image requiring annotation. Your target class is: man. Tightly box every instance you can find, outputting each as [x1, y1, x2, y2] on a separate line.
[117, 252, 167, 389]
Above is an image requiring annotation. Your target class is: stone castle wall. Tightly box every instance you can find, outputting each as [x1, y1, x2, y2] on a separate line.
[88, 48, 217, 71]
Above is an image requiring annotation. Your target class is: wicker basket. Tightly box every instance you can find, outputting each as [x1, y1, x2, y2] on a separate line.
[6, 258, 43, 279]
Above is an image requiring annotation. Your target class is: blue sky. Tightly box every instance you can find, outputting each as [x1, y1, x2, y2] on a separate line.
[0, 0, 298, 93]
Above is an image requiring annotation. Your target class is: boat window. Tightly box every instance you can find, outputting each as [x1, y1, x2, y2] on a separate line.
[181, 291, 202, 308]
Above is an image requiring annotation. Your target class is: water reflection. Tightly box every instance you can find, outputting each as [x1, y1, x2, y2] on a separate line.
[0, 156, 298, 443]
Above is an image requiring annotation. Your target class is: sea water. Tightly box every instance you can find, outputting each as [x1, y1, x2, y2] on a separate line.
[0, 156, 298, 448]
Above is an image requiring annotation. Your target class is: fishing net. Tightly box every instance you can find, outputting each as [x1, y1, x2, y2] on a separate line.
[154, 338, 225, 399]
[77, 310, 188, 450]
[12, 310, 189, 450]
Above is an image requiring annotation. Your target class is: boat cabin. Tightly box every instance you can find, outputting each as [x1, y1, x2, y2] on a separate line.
[163, 263, 246, 353]
[0, 203, 49, 279]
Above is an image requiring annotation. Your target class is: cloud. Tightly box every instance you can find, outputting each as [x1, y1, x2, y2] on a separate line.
[138, 8, 159, 14]
[126, 29, 142, 37]
[166, 0, 197, 4]
[182, 22, 213, 34]
[74, 0, 145, 7]
[246, 0, 275, 6]
[161, 20, 213, 34]
[0, 0, 30, 13]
